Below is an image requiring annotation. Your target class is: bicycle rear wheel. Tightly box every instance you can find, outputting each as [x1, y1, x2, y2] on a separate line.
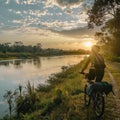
[84, 85, 91, 106]
[94, 92, 105, 117]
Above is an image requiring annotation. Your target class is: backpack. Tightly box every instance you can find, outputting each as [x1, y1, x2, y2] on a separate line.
[93, 54, 106, 69]
[102, 82, 113, 95]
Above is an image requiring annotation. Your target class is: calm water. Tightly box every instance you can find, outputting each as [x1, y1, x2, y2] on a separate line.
[0, 55, 85, 117]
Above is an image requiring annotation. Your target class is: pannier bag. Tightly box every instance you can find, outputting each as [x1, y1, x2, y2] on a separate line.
[86, 82, 113, 96]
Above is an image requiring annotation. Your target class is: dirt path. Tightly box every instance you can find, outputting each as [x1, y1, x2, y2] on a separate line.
[106, 68, 120, 119]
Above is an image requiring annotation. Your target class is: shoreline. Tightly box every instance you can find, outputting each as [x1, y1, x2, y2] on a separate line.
[0, 53, 88, 61]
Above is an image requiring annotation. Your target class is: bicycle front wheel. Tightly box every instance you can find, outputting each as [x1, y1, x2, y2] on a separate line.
[94, 92, 105, 117]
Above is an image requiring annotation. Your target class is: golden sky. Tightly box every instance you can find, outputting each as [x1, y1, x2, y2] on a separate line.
[0, 0, 96, 50]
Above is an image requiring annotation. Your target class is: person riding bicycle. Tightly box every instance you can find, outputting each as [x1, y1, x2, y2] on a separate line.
[80, 45, 106, 82]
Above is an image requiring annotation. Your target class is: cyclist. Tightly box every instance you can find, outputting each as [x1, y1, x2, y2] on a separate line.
[80, 45, 106, 82]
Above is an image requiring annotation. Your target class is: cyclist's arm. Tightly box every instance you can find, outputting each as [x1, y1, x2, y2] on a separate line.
[81, 57, 91, 73]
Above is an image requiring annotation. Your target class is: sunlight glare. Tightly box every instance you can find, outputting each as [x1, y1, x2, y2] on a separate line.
[84, 41, 94, 49]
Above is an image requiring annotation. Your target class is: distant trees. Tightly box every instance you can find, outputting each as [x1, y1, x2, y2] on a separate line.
[0, 41, 89, 58]
[0, 42, 42, 53]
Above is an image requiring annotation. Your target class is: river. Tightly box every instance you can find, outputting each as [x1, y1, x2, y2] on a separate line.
[0, 55, 86, 117]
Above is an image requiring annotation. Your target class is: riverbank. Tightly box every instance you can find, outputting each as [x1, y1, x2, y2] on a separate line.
[0, 52, 89, 61]
[0, 52, 37, 60]
[0, 47, 89, 60]
[1, 58, 120, 120]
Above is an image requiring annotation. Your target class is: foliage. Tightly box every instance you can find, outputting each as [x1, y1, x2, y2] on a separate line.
[36, 84, 52, 93]
[0, 42, 89, 59]
[15, 82, 39, 117]
[88, 0, 120, 55]
[0, 42, 42, 53]
[88, 0, 120, 28]
[3, 90, 18, 118]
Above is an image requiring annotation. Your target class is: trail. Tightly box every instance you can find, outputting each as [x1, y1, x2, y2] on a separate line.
[85, 67, 120, 120]
[106, 68, 120, 119]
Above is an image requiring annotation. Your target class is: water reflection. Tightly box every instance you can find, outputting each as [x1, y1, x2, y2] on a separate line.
[0, 61, 10, 66]
[14, 60, 22, 69]
[0, 58, 41, 69]
[33, 58, 41, 68]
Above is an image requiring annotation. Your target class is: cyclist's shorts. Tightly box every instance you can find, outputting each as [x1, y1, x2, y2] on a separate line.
[88, 68, 96, 80]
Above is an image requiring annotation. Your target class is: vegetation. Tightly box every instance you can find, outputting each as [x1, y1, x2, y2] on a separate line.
[88, 0, 120, 58]
[0, 41, 89, 60]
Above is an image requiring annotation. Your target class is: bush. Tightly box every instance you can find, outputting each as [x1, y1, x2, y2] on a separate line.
[70, 89, 83, 96]
[36, 85, 52, 92]
[111, 56, 120, 62]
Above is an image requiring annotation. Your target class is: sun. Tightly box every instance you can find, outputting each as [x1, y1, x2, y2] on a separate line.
[85, 42, 93, 47]
[84, 41, 94, 49]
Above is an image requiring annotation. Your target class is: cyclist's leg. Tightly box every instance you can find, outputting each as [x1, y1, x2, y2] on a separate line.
[95, 69, 104, 82]
[88, 68, 96, 80]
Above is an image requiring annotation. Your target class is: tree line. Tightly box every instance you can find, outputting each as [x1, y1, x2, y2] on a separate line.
[0, 42, 42, 53]
[0, 41, 89, 57]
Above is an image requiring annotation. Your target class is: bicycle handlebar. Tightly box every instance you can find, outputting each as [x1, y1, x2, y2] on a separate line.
[79, 71, 85, 75]
[79, 71, 89, 79]
[79, 71, 85, 74]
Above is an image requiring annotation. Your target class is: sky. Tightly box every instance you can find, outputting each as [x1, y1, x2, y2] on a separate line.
[0, 0, 97, 50]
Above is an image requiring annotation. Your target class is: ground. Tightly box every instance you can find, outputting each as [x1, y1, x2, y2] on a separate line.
[104, 62, 120, 120]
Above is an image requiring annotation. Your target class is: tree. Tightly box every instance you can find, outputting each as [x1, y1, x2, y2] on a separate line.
[88, 0, 120, 28]
[87, 0, 120, 55]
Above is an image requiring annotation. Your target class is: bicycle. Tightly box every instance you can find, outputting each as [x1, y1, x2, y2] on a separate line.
[81, 72, 105, 117]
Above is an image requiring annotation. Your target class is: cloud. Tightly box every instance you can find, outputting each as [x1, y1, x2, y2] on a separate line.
[12, 20, 23, 24]
[52, 26, 96, 39]
[41, 17, 88, 31]
[0, 26, 60, 39]
[15, 11, 21, 14]
[46, 0, 83, 8]
[5, 0, 10, 4]
[15, 0, 19, 4]
[9, 9, 22, 15]
[0, 0, 94, 32]
[5, 0, 20, 4]
[46, 0, 94, 10]
[20, 0, 35, 5]
[28, 10, 47, 17]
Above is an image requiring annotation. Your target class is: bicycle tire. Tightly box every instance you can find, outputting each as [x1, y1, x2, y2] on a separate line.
[94, 92, 105, 117]
[84, 85, 91, 106]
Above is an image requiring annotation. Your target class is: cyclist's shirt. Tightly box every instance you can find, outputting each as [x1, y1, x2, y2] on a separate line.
[82, 52, 106, 82]
[90, 53, 106, 69]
